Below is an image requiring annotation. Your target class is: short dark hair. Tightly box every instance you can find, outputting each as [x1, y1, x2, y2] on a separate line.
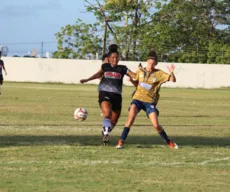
[108, 44, 119, 56]
[147, 50, 158, 62]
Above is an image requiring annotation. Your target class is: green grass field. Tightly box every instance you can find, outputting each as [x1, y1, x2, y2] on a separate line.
[0, 82, 230, 192]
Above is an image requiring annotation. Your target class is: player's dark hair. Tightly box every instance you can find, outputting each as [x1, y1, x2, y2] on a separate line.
[147, 50, 158, 63]
[0, 51, 1, 57]
[108, 44, 119, 56]
[102, 53, 109, 61]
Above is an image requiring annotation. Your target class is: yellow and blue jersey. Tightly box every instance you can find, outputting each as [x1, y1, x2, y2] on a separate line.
[132, 67, 170, 105]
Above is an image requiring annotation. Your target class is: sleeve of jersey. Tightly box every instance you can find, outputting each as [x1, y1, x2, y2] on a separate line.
[124, 66, 129, 75]
[160, 71, 170, 83]
[101, 63, 106, 72]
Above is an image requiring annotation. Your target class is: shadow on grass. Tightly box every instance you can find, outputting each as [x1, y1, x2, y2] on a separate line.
[0, 135, 229, 148]
[0, 124, 227, 127]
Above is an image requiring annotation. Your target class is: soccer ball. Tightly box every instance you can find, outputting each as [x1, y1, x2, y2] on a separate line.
[74, 108, 88, 121]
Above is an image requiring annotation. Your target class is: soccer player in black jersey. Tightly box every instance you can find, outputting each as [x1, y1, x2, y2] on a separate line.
[80, 44, 136, 145]
[0, 51, 7, 95]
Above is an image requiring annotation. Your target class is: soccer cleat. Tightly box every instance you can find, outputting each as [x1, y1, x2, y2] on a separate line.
[102, 133, 110, 146]
[116, 139, 124, 149]
[168, 140, 179, 149]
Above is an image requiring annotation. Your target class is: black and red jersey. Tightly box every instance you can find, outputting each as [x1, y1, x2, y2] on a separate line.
[0, 60, 4, 75]
[98, 63, 128, 94]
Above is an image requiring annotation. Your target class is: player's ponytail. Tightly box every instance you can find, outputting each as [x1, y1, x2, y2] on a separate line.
[108, 44, 119, 56]
[147, 50, 158, 63]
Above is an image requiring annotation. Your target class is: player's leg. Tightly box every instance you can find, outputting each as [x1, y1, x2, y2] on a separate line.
[101, 92, 122, 145]
[128, 90, 136, 111]
[100, 100, 113, 145]
[100, 108, 120, 146]
[100, 101, 112, 119]
[109, 93, 122, 131]
[110, 109, 121, 131]
[148, 111, 178, 149]
[98, 91, 113, 145]
[116, 102, 140, 149]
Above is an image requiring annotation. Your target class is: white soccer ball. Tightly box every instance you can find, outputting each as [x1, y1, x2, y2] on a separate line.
[74, 108, 88, 121]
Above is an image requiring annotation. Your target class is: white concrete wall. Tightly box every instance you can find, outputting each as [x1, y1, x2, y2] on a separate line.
[2, 57, 230, 88]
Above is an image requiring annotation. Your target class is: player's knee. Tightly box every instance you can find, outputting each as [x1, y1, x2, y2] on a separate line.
[125, 122, 130, 127]
[153, 124, 162, 132]
[104, 114, 111, 119]
[111, 119, 118, 126]
[101, 109, 111, 118]
[125, 120, 133, 127]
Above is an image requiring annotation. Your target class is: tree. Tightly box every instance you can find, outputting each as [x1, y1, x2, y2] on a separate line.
[147, 0, 230, 63]
[54, 0, 230, 63]
[53, 19, 103, 59]
[84, 0, 159, 60]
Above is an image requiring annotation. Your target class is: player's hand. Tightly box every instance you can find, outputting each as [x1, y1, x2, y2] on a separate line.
[167, 64, 175, 73]
[128, 77, 135, 83]
[80, 79, 87, 84]
[5, 72, 7, 75]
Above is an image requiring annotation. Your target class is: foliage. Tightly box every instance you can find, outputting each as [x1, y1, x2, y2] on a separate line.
[207, 42, 230, 64]
[53, 0, 230, 63]
[84, 0, 159, 60]
[148, 0, 230, 63]
[53, 19, 103, 59]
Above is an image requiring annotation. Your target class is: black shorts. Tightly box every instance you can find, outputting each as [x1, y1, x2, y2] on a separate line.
[0, 75, 3, 81]
[98, 91, 122, 111]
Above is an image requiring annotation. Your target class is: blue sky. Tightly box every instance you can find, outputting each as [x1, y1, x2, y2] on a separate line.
[0, 0, 95, 56]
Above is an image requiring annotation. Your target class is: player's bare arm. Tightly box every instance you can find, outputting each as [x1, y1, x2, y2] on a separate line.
[3, 65, 7, 75]
[167, 64, 176, 82]
[80, 69, 103, 83]
[127, 70, 136, 79]
[129, 77, 138, 87]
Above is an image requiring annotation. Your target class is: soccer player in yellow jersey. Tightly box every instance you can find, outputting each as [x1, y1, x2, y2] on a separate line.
[116, 50, 178, 149]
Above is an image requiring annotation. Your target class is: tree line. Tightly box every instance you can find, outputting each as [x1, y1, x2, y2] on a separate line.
[53, 0, 230, 64]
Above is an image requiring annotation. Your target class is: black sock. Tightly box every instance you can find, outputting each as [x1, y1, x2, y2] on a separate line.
[120, 127, 130, 141]
[159, 130, 170, 144]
